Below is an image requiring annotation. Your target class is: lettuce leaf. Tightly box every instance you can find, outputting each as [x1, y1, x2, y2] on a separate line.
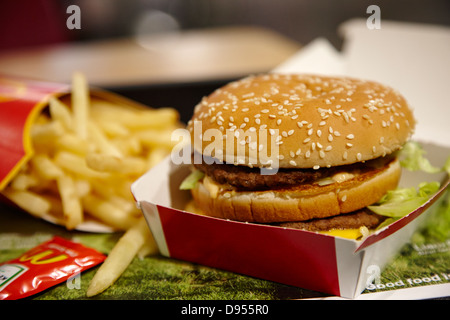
[368, 181, 440, 218]
[399, 141, 442, 173]
[179, 170, 204, 190]
[444, 156, 450, 176]
[370, 142, 449, 223]
[411, 189, 450, 244]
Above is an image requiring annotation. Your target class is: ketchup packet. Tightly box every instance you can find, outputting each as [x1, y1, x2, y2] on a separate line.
[0, 236, 106, 300]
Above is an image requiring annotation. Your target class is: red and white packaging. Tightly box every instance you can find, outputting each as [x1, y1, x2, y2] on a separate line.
[131, 142, 449, 298]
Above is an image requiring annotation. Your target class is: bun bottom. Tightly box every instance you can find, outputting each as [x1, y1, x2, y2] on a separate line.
[190, 159, 401, 223]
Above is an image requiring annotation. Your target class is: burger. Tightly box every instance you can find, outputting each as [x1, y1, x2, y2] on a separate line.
[182, 74, 415, 239]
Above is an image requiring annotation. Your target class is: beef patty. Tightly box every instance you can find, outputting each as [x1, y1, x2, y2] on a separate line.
[194, 160, 323, 190]
[193, 153, 394, 191]
[274, 209, 386, 232]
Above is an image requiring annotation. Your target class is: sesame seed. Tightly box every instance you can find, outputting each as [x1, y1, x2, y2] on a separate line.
[305, 150, 311, 158]
[290, 160, 297, 166]
[346, 134, 354, 139]
[313, 165, 320, 170]
[343, 113, 350, 123]
[343, 151, 348, 160]
[328, 134, 333, 142]
[356, 153, 362, 161]
[319, 150, 325, 158]
[317, 130, 322, 137]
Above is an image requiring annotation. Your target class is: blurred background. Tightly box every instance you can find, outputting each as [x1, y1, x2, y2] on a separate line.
[0, 0, 449, 123]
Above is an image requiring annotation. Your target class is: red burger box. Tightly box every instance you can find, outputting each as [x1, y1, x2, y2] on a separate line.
[132, 145, 449, 298]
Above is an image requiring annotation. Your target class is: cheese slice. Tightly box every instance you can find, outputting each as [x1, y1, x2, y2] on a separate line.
[319, 228, 363, 240]
[203, 175, 220, 198]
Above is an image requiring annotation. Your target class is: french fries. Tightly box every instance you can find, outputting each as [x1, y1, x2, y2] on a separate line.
[1, 72, 180, 232]
[86, 217, 155, 297]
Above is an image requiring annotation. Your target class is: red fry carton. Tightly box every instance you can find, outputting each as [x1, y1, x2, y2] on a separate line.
[132, 142, 449, 298]
[0, 75, 70, 190]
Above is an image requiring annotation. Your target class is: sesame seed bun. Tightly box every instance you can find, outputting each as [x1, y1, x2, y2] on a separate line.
[188, 73, 415, 169]
[185, 73, 415, 226]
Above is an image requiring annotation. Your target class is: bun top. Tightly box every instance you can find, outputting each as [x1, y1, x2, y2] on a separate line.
[187, 73, 415, 169]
